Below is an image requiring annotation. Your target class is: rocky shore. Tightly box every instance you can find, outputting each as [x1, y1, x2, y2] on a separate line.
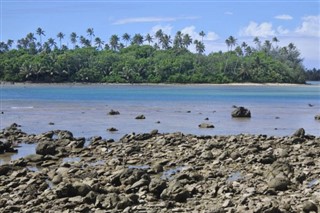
[0, 124, 319, 212]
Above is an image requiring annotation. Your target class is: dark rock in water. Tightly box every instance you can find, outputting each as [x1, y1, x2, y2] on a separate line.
[107, 127, 118, 132]
[204, 117, 209, 120]
[292, 128, 305, 138]
[135, 114, 146, 119]
[231, 106, 251, 118]
[36, 141, 56, 156]
[48, 122, 55, 125]
[315, 114, 320, 120]
[108, 109, 120, 115]
[198, 123, 214, 128]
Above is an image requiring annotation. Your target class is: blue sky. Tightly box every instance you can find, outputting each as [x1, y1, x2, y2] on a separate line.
[1, 0, 320, 68]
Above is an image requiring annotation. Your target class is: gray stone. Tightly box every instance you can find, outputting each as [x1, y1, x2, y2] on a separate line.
[198, 123, 214, 128]
[108, 109, 120, 115]
[135, 114, 146, 119]
[302, 201, 318, 213]
[231, 106, 251, 118]
[293, 128, 305, 138]
[36, 141, 56, 155]
[268, 177, 290, 191]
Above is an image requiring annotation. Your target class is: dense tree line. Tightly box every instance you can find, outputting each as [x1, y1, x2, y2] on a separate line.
[305, 68, 320, 81]
[0, 27, 307, 84]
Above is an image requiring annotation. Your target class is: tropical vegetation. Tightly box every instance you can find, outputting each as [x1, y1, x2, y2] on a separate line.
[0, 27, 309, 84]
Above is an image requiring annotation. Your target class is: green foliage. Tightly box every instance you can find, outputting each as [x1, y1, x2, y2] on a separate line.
[0, 34, 308, 84]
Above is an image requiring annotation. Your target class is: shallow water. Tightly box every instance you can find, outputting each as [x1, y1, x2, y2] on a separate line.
[0, 83, 319, 164]
[1, 83, 319, 139]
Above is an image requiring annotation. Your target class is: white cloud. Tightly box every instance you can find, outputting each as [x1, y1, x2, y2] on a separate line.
[274, 14, 293, 20]
[277, 26, 289, 35]
[181, 25, 219, 41]
[239, 21, 275, 38]
[295, 15, 320, 37]
[151, 24, 173, 36]
[225, 11, 233, 15]
[206, 32, 219, 41]
[113, 16, 199, 25]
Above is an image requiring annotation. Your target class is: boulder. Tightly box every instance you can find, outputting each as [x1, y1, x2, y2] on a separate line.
[198, 123, 214, 128]
[56, 130, 74, 140]
[161, 180, 190, 202]
[231, 106, 251, 118]
[292, 128, 305, 138]
[149, 178, 167, 198]
[135, 114, 146, 119]
[268, 176, 290, 191]
[108, 109, 120, 115]
[302, 201, 318, 213]
[36, 141, 56, 155]
[107, 127, 118, 132]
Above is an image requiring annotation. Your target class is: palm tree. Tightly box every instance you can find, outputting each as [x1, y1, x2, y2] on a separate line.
[57, 32, 65, 49]
[86, 28, 95, 45]
[241, 42, 247, 54]
[122, 33, 131, 47]
[245, 46, 252, 56]
[225, 39, 231, 51]
[227, 36, 237, 51]
[6, 39, 14, 50]
[70, 32, 78, 48]
[160, 34, 171, 50]
[194, 40, 205, 54]
[47, 38, 57, 50]
[94, 37, 104, 50]
[36, 27, 45, 46]
[110, 34, 120, 51]
[173, 31, 183, 49]
[263, 40, 272, 54]
[253, 37, 260, 49]
[155, 29, 164, 48]
[145, 33, 153, 45]
[132, 33, 144, 45]
[272, 37, 279, 48]
[182, 34, 192, 48]
[288, 42, 296, 51]
[17, 38, 28, 49]
[199, 31, 205, 42]
[79, 36, 91, 47]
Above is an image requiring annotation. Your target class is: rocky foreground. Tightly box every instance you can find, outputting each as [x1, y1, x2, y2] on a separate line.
[0, 124, 320, 213]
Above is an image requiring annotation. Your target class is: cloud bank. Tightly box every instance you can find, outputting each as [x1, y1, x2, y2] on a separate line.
[113, 16, 199, 25]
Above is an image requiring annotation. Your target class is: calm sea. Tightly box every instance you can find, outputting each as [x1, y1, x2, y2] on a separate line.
[1, 83, 320, 141]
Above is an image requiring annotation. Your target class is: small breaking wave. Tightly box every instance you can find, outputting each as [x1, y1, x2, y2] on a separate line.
[11, 106, 34, 109]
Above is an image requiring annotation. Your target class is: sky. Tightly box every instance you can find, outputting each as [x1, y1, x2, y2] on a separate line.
[1, 0, 320, 69]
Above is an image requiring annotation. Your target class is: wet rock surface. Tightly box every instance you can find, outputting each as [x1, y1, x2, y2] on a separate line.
[1, 125, 320, 212]
[231, 106, 251, 118]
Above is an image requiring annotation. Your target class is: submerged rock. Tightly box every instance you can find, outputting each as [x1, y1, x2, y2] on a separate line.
[198, 123, 214, 128]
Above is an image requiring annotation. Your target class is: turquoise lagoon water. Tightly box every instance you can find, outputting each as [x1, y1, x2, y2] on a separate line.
[0, 83, 319, 141]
